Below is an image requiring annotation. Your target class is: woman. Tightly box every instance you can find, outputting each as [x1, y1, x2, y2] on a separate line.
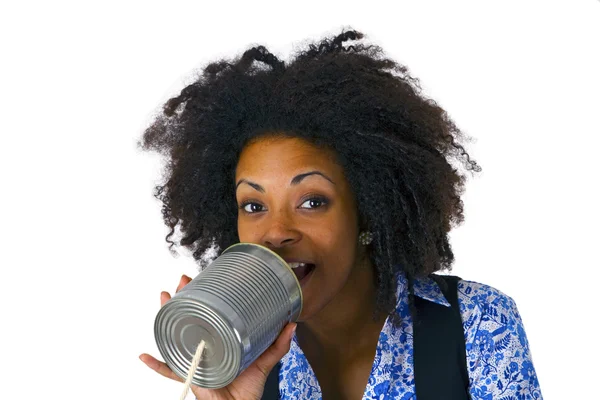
[138, 30, 542, 399]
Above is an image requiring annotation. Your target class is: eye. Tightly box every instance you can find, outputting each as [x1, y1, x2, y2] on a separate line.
[299, 197, 328, 209]
[240, 202, 265, 213]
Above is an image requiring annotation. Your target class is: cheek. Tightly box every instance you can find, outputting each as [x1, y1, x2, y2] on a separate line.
[317, 214, 359, 263]
[323, 223, 355, 248]
[236, 219, 254, 243]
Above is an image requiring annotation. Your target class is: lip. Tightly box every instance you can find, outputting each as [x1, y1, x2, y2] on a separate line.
[283, 258, 315, 265]
[281, 258, 316, 287]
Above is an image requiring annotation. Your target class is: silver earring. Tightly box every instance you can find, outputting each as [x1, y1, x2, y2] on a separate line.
[359, 231, 373, 245]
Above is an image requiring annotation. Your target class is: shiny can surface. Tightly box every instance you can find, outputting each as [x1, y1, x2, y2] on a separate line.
[154, 243, 303, 388]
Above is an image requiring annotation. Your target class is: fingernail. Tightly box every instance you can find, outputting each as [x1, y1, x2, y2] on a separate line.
[140, 355, 158, 370]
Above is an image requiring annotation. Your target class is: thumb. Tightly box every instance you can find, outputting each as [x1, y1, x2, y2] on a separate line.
[253, 322, 297, 378]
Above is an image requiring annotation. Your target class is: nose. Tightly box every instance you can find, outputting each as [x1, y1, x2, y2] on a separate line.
[261, 211, 301, 249]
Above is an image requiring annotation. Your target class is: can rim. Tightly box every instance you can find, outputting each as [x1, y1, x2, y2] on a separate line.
[154, 296, 242, 388]
[222, 242, 303, 317]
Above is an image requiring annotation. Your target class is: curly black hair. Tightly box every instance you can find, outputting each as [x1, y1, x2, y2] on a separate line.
[138, 29, 481, 322]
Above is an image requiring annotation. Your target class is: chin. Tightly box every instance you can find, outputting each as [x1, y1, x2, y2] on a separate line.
[295, 291, 331, 323]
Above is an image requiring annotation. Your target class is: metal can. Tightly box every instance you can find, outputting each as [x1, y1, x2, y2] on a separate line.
[154, 243, 302, 389]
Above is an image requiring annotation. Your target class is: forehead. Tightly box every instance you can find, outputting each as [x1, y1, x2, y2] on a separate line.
[235, 136, 341, 179]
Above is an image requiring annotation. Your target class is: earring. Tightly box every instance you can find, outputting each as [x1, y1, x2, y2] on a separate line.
[358, 231, 374, 246]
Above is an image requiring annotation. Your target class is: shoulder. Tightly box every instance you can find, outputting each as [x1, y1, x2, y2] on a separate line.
[455, 279, 525, 342]
[454, 280, 543, 398]
[457, 279, 518, 315]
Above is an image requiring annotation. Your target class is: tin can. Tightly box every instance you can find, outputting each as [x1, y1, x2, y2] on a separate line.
[154, 243, 302, 389]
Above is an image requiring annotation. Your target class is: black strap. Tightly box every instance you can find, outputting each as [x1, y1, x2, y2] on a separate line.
[414, 274, 470, 399]
[262, 360, 281, 400]
[262, 274, 470, 399]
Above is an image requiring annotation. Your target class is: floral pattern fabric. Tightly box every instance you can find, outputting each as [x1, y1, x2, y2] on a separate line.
[279, 273, 542, 399]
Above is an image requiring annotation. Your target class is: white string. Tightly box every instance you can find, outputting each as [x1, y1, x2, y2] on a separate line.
[179, 340, 206, 400]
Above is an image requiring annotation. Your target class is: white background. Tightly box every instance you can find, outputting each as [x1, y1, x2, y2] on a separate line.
[1, 1, 598, 399]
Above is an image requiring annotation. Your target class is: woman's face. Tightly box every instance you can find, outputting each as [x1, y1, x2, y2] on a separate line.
[235, 136, 365, 320]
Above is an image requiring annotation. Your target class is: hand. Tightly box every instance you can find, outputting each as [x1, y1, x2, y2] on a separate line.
[140, 274, 297, 400]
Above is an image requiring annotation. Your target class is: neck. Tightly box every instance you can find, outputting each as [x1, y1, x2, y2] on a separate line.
[295, 254, 387, 360]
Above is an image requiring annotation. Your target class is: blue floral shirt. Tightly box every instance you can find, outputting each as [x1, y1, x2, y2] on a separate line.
[279, 273, 543, 399]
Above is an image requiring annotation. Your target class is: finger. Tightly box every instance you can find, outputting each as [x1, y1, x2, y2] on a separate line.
[160, 291, 171, 307]
[139, 353, 183, 383]
[176, 274, 192, 292]
[252, 322, 297, 378]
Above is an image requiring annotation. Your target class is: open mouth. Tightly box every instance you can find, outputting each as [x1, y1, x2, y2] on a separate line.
[288, 262, 316, 284]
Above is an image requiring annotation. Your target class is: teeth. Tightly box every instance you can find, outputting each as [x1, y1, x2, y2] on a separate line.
[288, 262, 306, 269]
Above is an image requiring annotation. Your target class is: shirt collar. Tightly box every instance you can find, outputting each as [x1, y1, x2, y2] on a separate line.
[395, 272, 451, 308]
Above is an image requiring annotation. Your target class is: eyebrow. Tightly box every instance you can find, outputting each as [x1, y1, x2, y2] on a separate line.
[291, 171, 335, 186]
[235, 171, 335, 192]
[236, 180, 265, 193]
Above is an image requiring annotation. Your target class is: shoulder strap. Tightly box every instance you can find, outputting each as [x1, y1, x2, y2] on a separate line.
[261, 360, 281, 399]
[414, 274, 470, 399]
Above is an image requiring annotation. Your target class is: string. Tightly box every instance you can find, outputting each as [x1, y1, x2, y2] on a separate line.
[179, 340, 206, 400]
